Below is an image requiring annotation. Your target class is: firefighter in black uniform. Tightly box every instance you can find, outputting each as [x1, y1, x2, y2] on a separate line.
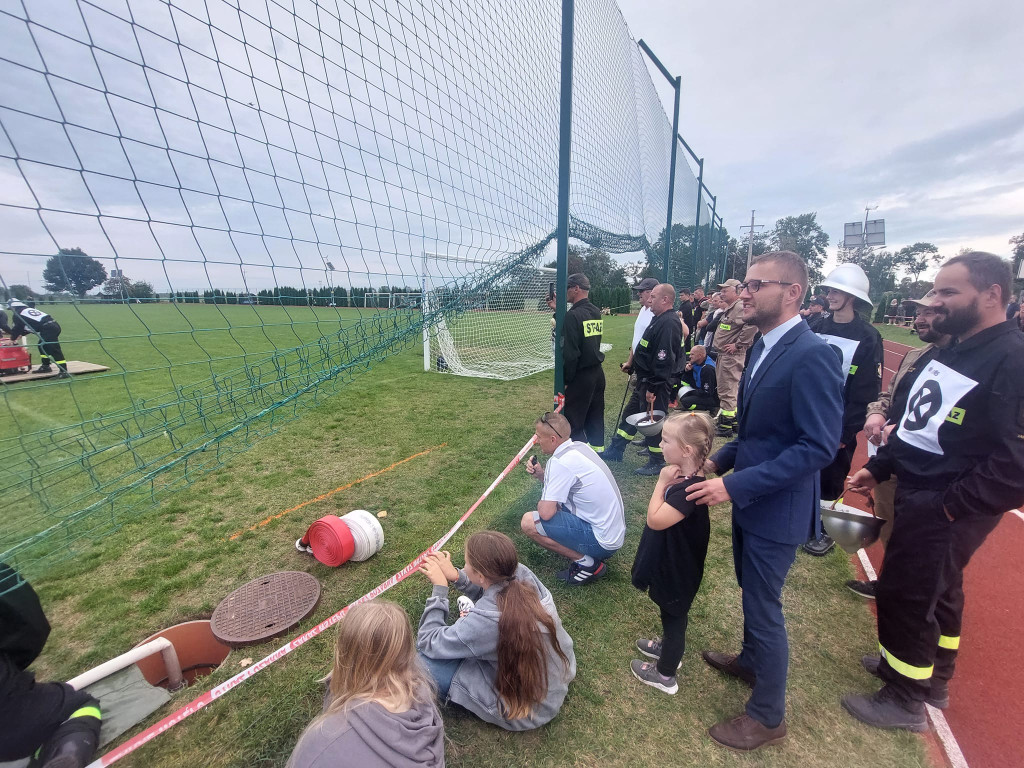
[0, 563, 102, 767]
[843, 252, 1024, 731]
[9, 300, 71, 378]
[561, 273, 605, 452]
[604, 283, 681, 475]
[803, 264, 883, 556]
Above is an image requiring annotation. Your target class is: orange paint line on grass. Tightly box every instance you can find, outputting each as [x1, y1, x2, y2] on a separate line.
[227, 443, 447, 540]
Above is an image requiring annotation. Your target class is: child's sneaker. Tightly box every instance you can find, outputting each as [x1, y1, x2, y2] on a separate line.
[635, 638, 681, 669]
[630, 659, 678, 695]
[456, 596, 474, 618]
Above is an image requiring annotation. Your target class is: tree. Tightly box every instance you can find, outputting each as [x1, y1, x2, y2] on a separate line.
[131, 281, 155, 300]
[101, 275, 135, 298]
[895, 242, 940, 282]
[1010, 232, 1024, 290]
[42, 248, 107, 297]
[544, 246, 626, 292]
[2, 284, 37, 302]
[769, 213, 829, 284]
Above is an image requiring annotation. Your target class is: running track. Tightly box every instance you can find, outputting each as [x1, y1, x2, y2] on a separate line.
[845, 338, 1024, 768]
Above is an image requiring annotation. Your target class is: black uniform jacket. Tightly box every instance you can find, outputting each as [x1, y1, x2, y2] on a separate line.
[561, 298, 604, 384]
[866, 320, 1024, 520]
[0, 563, 51, 671]
[814, 313, 883, 445]
[634, 309, 681, 392]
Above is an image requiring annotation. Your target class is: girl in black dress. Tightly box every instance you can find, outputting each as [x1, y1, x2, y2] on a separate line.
[630, 412, 715, 694]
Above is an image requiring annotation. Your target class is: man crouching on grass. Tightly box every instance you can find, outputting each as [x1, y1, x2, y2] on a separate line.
[521, 412, 626, 585]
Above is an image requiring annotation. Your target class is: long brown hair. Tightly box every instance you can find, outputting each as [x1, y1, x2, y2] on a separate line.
[662, 411, 715, 472]
[464, 531, 569, 720]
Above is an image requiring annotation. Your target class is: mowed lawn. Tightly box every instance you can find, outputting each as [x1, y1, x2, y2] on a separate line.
[12, 307, 930, 768]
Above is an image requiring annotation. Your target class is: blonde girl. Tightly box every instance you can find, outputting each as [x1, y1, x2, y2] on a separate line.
[630, 411, 716, 694]
[287, 601, 444, 768]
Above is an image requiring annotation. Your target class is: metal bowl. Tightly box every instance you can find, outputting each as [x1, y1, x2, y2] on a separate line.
[626, 410, 667, 437]
[821, 502, 886, 554]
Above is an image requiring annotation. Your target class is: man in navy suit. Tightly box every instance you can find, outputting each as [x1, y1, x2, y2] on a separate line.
[688, 251, 844, 751]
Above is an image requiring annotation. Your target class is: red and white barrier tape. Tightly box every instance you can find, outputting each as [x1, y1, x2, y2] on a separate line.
[87, 431, 541, 767]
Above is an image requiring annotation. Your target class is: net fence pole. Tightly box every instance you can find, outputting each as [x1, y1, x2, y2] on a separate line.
[421, 252, 430, 372]
[554, 0, 575, 406]
[691, 157, 705, 291]
[707, 195, 717, 287]
[638, 41, 681, 286]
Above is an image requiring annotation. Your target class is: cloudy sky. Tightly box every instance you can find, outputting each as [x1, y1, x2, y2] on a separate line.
[619, 0, 1024, 267]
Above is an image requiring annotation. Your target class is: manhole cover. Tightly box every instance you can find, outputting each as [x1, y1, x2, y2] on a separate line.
[211, 571, 321, 647]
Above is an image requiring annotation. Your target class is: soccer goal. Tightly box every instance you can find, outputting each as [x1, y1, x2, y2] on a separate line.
[421, 252, 557, 380]
[363, 292, 392, 309]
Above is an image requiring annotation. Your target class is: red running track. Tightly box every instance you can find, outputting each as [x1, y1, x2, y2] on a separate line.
[846, 339, 1024, 768]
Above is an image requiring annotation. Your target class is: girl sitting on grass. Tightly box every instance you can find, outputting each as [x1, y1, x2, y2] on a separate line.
[416, 530, 576, 730]
[630, 411, 715, 694]
[287, 601, 444, 768]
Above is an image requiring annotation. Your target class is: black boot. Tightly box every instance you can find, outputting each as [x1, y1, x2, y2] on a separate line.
[604, 436, 628, 462]
[635, 454, 666, 476]
[32, 716, 100, 768]
[715, 415, 736, 437]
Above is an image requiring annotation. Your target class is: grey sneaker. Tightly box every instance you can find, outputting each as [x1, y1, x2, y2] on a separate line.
[841, 686, 928, 732]
[635, 638, 682, 669]
[861, 656, 948, 708]
[630, 659, 678, 695]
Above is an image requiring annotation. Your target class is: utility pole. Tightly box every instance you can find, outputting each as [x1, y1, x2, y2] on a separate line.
[739, 210, 764, 274]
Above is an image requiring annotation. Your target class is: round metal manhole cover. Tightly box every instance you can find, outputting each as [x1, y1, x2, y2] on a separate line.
[211, 571, 321, 647]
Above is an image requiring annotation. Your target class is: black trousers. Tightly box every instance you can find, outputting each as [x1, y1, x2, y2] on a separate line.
[819, 435, 857, 501]
[37, 321, 66, 369]
[0, 656, 100, 760]
[564, 363, 605, 449]
[615, 382, 669, 452]
[657, 608, 688, 677]
[676, 389, 718, 413]
[875, 486, 1000, 702]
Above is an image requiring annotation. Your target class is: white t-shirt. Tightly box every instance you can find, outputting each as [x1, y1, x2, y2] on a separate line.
[541, 441, 626, 550]
[632, 306, 654, 352]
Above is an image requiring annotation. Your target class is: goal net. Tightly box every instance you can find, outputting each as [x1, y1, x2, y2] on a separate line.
[422, 253, 558, 380]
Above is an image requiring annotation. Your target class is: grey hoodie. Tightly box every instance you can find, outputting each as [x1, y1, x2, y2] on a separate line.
[416, 563, 576, 731]
[287, 691, 444, 768]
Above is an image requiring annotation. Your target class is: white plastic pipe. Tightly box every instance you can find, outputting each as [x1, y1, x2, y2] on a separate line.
[68, 637, 184, 691]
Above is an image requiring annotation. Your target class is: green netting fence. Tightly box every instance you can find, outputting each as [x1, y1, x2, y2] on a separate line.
[0, 0, 724, 594]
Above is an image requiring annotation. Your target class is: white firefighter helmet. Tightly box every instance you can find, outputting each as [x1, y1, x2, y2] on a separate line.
[820, 263, 872, 305]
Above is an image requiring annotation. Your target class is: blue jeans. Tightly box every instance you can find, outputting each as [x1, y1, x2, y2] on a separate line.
[418, 653, 461, 700]
[532, 506, 618, 561]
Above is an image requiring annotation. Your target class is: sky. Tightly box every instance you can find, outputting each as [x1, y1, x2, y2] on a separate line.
[618, 0, 1024, 271]
[2, 0, 1021, 295]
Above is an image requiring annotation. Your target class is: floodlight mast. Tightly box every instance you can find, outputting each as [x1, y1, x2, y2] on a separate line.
[862, 205, 878, 252]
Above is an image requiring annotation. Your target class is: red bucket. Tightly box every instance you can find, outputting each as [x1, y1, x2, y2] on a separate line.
[301, 516, 356, 567]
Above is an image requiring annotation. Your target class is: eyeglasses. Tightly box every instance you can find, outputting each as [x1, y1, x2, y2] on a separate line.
[541, 412, 567, 439]
[738, 279, 794, 293]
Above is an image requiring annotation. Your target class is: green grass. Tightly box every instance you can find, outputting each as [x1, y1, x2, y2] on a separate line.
[15, 308, 929, 768]
[874, 321, 926, 348]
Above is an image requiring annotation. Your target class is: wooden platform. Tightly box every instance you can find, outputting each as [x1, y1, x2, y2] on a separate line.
[0, 361, 111, 384]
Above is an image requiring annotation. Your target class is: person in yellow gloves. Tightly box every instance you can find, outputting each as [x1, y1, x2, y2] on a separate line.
[1, 563, 101, 767]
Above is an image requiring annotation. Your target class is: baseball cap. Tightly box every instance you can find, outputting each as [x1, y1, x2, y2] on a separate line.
[905, 293, 938, 308]
[718, 278, 742, 289]
[633, 277, 658, 292]
[567, 273, 590, 290]
[809, 296, 827, 307]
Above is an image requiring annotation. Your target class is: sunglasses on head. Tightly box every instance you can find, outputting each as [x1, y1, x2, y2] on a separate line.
[540, 412, 567, 439]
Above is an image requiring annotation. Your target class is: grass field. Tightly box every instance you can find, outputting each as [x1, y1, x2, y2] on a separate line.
[13, 309, 930, 768]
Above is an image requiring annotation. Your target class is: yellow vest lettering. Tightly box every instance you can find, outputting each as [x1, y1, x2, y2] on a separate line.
[582, 319, 603, 337]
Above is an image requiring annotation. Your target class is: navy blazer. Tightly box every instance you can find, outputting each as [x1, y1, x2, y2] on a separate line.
[712, 319, 844, 545]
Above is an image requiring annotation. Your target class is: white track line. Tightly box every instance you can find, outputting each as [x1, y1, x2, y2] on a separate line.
[856, 549, 969, 768]
[1011, 509, 1024, 523]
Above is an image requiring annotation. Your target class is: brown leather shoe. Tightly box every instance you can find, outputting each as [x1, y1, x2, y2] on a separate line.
[702, 650, 756, 686]
[709, 713, 787, 751]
